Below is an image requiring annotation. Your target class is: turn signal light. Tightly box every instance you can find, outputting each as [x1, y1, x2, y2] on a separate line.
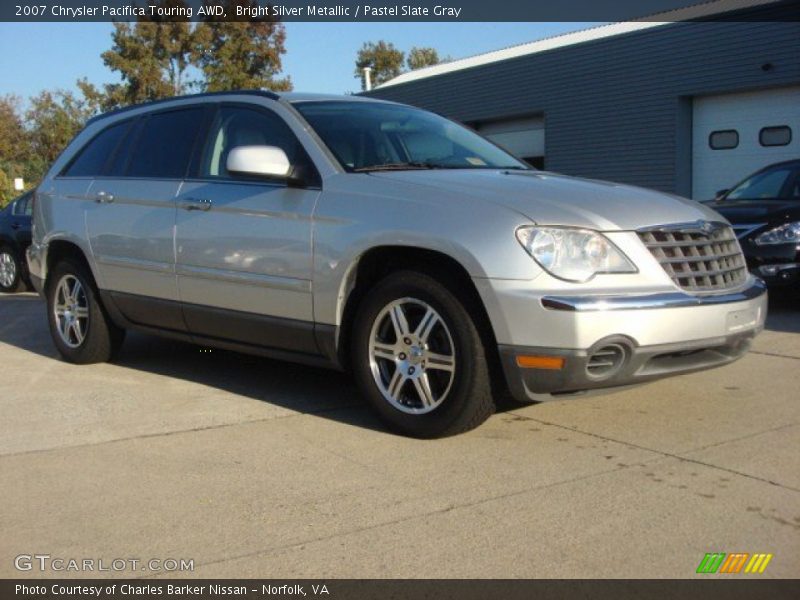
[515, 355, 565, 370]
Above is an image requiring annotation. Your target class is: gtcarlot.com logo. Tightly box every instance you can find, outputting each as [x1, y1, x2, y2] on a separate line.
[696, 552, 773, 574]
[14, 554, 194, 573]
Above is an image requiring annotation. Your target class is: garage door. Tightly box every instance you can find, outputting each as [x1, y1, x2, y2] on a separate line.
[692, 86, 800, 200]
[475, 116, 545, 168]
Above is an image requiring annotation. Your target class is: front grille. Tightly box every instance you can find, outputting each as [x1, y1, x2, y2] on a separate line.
[637, 223, 747, 292]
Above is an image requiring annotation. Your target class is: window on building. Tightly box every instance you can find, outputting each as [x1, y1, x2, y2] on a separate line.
[759, 126, 792, 147]
[709, 130, 739, 150]
[126, 108, 204, 179]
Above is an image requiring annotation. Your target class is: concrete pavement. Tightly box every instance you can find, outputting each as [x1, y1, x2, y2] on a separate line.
[0, 291, 797, 578]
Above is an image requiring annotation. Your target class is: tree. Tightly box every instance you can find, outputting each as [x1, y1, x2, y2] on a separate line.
[194, 0, 292, 92]
[25, 90, 93, 182]
[0, 95, 28, 206]
[354, 41, 405, 90]
[84, 0, 196, 110]
[407, 47, 444, 71]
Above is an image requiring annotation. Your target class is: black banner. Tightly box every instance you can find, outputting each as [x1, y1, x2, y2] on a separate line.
[2, 0, 799, 22]
[3, 580, 800, 600]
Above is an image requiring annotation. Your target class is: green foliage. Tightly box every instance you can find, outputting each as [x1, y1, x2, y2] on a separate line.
[85, 0, 292, 109]
[26, 90, 94, 170]
[84, 1, 197, 110]
[354, 41, 406, 89]
[194, 0, 292, 92]
[0, 0, 293, 200]
[0, 95, 29, 206]
[407, 47, 445, 71]
[355, 42, 447, 89]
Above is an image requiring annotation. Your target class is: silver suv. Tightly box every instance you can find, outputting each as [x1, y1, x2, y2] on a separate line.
[28, 91, 767, 437]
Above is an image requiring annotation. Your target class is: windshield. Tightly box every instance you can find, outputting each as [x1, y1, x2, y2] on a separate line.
[293, 101, 528, 172]
[725, 166, 800, 201]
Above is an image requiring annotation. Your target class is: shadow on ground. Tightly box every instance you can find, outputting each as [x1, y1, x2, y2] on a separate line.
[766, 288, 800, 334]
[0, 293, 520, 434]
[2, 288, 796, 432]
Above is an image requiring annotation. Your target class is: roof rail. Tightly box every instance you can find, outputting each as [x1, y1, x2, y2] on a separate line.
[84, 89, 281, 125]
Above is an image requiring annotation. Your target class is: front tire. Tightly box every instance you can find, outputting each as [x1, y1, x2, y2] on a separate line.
[46, 259, 125, 364]
[352, 270, 495, 438]
[0, 247, 25, 293]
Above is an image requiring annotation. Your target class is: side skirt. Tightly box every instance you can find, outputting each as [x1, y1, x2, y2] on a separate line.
[99, 290, 342, 370]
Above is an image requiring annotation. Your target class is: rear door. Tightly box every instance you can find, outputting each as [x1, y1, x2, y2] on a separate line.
[84, 106, 210, 331]
[175, 103, 321, 353]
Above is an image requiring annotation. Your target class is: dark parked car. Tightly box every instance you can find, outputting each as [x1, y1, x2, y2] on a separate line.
[0, 191, 33, 293]
[706, 159, 800, 288]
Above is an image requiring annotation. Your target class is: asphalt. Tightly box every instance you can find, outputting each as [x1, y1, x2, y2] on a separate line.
[0, 290, 797, 579]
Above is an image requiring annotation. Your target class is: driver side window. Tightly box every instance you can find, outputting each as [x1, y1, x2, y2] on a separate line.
[201, 106, 304, 180]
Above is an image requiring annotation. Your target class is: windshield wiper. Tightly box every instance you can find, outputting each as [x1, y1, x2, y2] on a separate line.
[353, 161, 437, 172]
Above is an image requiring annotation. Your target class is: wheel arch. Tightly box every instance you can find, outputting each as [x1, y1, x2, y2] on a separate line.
[335, 245, 504, 392]
[44, 237, 99, 289]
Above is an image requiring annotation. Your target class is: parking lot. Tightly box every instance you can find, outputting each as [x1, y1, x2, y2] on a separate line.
[0, 291, 798, 579]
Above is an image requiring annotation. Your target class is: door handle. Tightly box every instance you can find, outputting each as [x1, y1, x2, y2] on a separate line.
[95, 191, 114, 204]
[181, 198, 212, 212]
[10, 223, 20, 230]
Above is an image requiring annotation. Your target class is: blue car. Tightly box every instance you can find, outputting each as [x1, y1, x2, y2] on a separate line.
[0, 191, 33, 293]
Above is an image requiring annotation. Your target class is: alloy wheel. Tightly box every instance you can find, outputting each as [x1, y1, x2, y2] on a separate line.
[368, 297, 456, 414]
[53, 274, 89, 348]
[0, 252, 16, 289]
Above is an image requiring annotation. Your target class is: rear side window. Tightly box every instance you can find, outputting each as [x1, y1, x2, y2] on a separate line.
[63, 120, 133, 177]
[126, 108, 204, 178]
[12, 193, 32, 216]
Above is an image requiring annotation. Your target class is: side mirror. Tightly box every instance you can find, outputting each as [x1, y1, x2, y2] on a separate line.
[715, 188, 729, 200]
[227, 145, 291, 179]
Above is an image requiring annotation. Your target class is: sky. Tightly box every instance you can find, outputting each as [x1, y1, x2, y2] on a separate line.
[0, 22, 599, 101]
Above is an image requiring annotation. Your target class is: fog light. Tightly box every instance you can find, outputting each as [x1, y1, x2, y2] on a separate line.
[516, 355, 565, 370]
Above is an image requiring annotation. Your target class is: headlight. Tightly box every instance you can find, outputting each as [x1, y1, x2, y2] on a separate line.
[754, 222, 800, 245]
[516, 226, 637, 282]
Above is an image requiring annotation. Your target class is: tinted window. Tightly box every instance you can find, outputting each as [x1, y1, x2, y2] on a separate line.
[727, 167, 793, 201]
[12, 194, 32, 216]
[759, 126, 792, 147]
[201, 106, 304, 179]
[126, 108, 204, 178]
[105, 119, 142, 177]
[709, 130, 738, 150]
[63, 120, 133, 177]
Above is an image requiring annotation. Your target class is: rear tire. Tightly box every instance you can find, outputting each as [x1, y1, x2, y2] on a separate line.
[352, 270, 495, 438]
[46, 258, 125, 364]
[0, 247, 25, 293]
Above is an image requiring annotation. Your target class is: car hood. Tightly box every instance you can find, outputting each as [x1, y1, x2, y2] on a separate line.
[704, 199, 800, 224]
[368, 169, 722, 231]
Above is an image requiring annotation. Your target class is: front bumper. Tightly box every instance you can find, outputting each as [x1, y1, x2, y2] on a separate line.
[488, 278, 767, 402]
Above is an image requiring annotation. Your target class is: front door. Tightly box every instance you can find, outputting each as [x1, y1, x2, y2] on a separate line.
[175, 104, 320, 354]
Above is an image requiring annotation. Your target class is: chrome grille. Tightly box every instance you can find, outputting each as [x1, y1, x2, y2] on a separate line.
[637, 223, 747, 292]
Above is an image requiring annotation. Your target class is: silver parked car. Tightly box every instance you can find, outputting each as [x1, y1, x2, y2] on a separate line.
[27, 91, 767, 437]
